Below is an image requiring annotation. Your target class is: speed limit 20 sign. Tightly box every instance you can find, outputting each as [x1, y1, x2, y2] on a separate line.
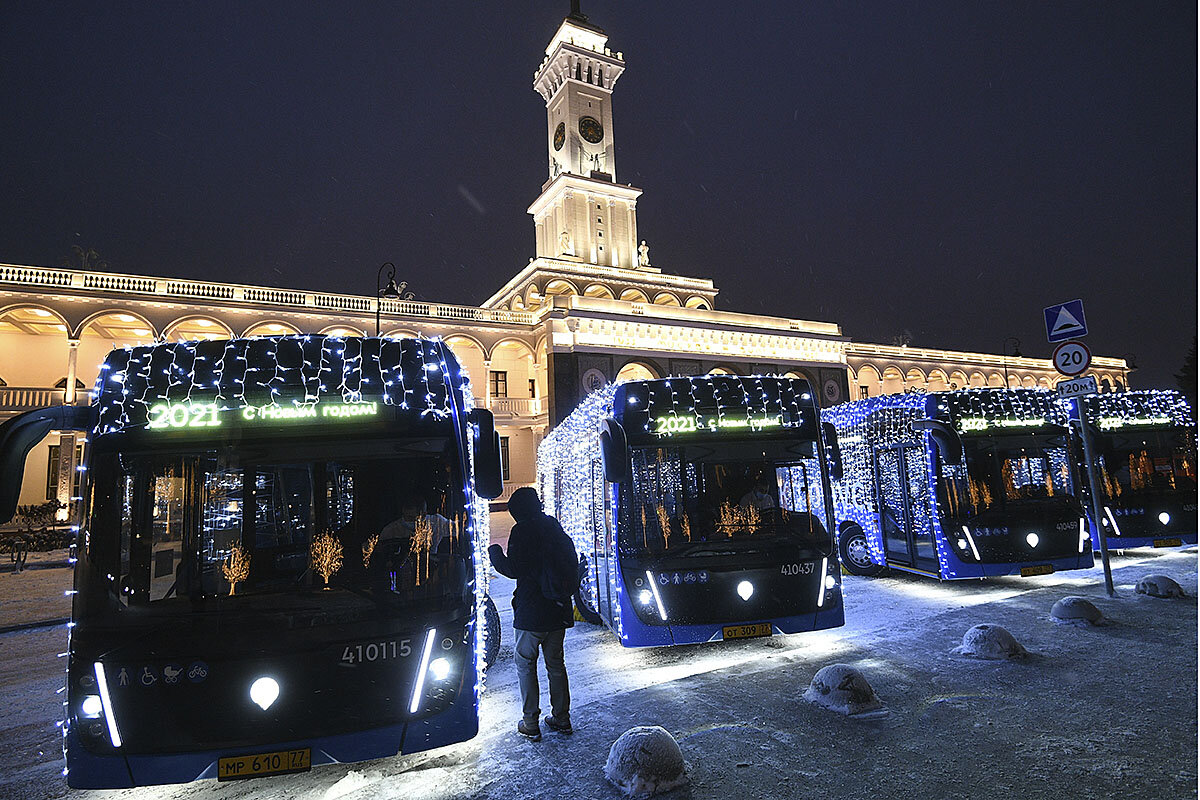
[1053, 340, 1091, 377]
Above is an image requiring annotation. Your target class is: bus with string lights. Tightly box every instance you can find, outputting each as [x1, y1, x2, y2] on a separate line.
[0, 335, 503, 789]
[1066, 389, 1196, 550]
[823, 388, 1094, 580]
[537, 374, 845, 648]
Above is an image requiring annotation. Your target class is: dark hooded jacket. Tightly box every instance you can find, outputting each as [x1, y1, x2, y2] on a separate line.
[489, 488, 576, 632]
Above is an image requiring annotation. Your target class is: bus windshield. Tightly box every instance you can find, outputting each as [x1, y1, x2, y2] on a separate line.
[1094, 428, 1197, 499]
[619, 444, 831, 557]
[82, 437, 472, 623]
[938, 432, 1077, 519]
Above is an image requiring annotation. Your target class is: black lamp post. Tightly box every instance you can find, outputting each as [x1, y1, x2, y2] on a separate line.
[375, 262, 402, 336]
[1120, 353, 1138, 390]
[1002, 337, 1022, 386]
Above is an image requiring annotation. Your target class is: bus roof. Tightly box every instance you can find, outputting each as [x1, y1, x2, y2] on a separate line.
[91, 335, 470, 436]
[823, 388, 1067, 435]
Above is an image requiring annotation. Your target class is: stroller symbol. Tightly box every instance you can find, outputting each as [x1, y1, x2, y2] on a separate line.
[163, 665, 182, 685]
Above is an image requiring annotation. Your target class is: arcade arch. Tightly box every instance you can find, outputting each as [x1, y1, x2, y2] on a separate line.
[881, 366, 905, 395]
[584, 283, 615, 300]
[653, 291, 681, 306]
[616, 361, 659, 382]
[244, 321, 300, 337]
[164, 316, 232, 342]
[619, 288, 649, 303]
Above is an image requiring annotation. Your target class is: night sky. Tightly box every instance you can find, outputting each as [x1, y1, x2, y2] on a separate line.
[1, 2, 1194, 386]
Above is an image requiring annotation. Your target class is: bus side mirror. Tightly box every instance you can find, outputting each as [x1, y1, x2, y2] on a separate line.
[600, 418, 630, 483]
[0, 405, 96, 524]
[914, 419, 963, 466]
[469, 409, 503, 500]
[821, 422, 843, 482]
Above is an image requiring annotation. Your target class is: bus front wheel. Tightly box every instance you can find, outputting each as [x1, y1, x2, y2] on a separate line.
[573, 557, 603, 625]
[839, 525, 887, 577]
[483, 594, 502, 668]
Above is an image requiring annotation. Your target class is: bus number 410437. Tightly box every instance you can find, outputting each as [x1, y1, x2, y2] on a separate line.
[780, 563, 815, 576]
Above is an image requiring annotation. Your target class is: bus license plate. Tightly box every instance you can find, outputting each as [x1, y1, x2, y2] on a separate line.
[217, 748, 311, 781]
[1020, 565, 1054, 577]
[722, 623, 772, 640]
[1153, 538, 1182, 548]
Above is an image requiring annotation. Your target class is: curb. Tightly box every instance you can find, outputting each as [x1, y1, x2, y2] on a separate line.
[0, 561, 72, 574]
[0, 617, 70, 635]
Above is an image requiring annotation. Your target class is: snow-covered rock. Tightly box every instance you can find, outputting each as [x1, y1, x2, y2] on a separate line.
[604, 726, 687, 797]
[1135, 574, 1187, 598]
[803, 663, 883, 716]
[323, 769, 383, 800]
[1050, 596, 1105, 625]
[953, 623, 1027, 659]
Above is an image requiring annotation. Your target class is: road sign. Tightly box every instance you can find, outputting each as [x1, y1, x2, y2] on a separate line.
[1056, 375, 1097, 398]
[1053, 340, 1092, 376]
[1044, 299, 1088, 342]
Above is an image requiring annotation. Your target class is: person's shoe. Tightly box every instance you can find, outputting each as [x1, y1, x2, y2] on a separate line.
[517, 719, 542, 741]
[544, 715, 573, 735]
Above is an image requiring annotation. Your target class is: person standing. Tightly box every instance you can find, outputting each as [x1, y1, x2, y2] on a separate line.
[488, 487, 577, 741]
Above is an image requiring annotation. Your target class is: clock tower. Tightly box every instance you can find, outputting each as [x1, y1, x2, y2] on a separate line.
[529, 5, 643, 268]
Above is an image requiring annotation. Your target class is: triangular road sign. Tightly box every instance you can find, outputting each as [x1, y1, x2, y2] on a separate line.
[1044, 299, 1088, 343]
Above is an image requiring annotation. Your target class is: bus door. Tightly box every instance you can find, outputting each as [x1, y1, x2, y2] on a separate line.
[874, 445, 937, 571]
[589, 458, 613, 622]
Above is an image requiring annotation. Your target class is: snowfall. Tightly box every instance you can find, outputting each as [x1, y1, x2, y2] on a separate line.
[0, 518, 1194, 800]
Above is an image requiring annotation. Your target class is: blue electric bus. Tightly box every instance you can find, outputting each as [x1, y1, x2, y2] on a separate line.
[537, 375, 844, 647]
[824, 388, 1093, 580]
[1067, 389, 1196, 549]
[0, 335, 502, 788]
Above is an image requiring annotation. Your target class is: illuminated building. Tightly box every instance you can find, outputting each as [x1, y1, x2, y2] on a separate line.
[0, 8, 1128, 514]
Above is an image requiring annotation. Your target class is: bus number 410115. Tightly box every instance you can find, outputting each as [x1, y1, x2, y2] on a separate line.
[341, 639, 411, 665]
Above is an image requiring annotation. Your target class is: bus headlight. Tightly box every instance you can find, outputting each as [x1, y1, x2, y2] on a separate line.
[249, 677, 280, 711]
[80, 695, 103, 719]
[1025, 533, 1039, 548]
[736, 580, 754, 601]
[428, 657, 451, 682]
[1158, 512, 1171, 525]
[637, 589, 653, 606]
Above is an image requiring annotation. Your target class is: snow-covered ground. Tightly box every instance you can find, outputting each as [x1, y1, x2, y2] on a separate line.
[0, 533, 1194, 800]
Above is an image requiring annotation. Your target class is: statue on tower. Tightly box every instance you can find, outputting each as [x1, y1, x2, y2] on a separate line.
[638, 240, 650, 267]
[559, 230, 575, 257]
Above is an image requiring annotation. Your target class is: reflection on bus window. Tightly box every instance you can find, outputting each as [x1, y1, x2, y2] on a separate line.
[938, 435, 1075, 520]
[1096, 431, 1197, 498]
[90, 442, 473, 617]
[619, 448, 829, 554]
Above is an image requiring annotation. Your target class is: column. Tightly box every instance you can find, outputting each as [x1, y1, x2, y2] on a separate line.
[64, 339, 80, 404]
[56, 433, 77, 521]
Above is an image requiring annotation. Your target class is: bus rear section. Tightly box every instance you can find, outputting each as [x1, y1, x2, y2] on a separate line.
[1068, 389, 1197, 549]
[538, 375, 844, 647]
[825, 389, 1092, 580]
[0, 335, 502, 788]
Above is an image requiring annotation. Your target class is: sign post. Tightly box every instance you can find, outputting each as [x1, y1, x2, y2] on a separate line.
[1071, 407, 1115, 597]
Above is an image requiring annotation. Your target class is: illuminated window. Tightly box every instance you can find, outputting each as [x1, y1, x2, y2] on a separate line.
[489, 371, 508, 398]
[499, 437, 511, 482]
[859, 386, 870, 399]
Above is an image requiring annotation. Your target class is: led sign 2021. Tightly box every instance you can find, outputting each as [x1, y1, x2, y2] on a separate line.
[957, 416, 1046, 433]
[146, 401, 380, 430]
[652, 413, 785, 437]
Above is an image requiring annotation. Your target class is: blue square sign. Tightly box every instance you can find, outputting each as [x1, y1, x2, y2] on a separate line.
[1044, 299, 1088, 343]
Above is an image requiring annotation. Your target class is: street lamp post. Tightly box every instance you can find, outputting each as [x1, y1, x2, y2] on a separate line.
[1002, 337, 1022, 387]
[375, 262, 402, 337]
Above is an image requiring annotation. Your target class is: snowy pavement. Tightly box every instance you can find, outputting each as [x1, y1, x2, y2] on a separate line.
[0, 542, 1194, 800]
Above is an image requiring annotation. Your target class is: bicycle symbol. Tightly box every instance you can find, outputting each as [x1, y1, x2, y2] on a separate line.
[187, 661, 209, 683]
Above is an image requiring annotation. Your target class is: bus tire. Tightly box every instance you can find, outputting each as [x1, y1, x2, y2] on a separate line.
[483, 594, 502, 668]
[573, 555, 603, 625]
[839, 525, 887, 577]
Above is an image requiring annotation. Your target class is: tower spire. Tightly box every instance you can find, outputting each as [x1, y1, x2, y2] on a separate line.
[569, 0, 586, 22]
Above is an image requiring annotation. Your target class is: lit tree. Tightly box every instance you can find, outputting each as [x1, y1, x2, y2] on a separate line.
[222, 544, 250, 596]
[311, 532, 344, 589]
[362, 533, 379, 569]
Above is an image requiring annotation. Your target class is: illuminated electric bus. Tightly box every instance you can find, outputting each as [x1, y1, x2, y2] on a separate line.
[824, 388, 1093, 580]
[537, 375, 845, 648]
[1067, 389, 1196, 549]
[0, 336, 503, 788]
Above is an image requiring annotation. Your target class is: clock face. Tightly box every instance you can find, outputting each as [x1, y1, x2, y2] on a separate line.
[553, 122, 565, 151]
[578, 116, 603, 144]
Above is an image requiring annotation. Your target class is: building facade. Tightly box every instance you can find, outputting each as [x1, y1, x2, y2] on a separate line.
[0, 11, 1128, 514]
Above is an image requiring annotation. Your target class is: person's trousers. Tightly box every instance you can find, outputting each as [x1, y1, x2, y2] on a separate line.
[513, 628, 570, 725]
